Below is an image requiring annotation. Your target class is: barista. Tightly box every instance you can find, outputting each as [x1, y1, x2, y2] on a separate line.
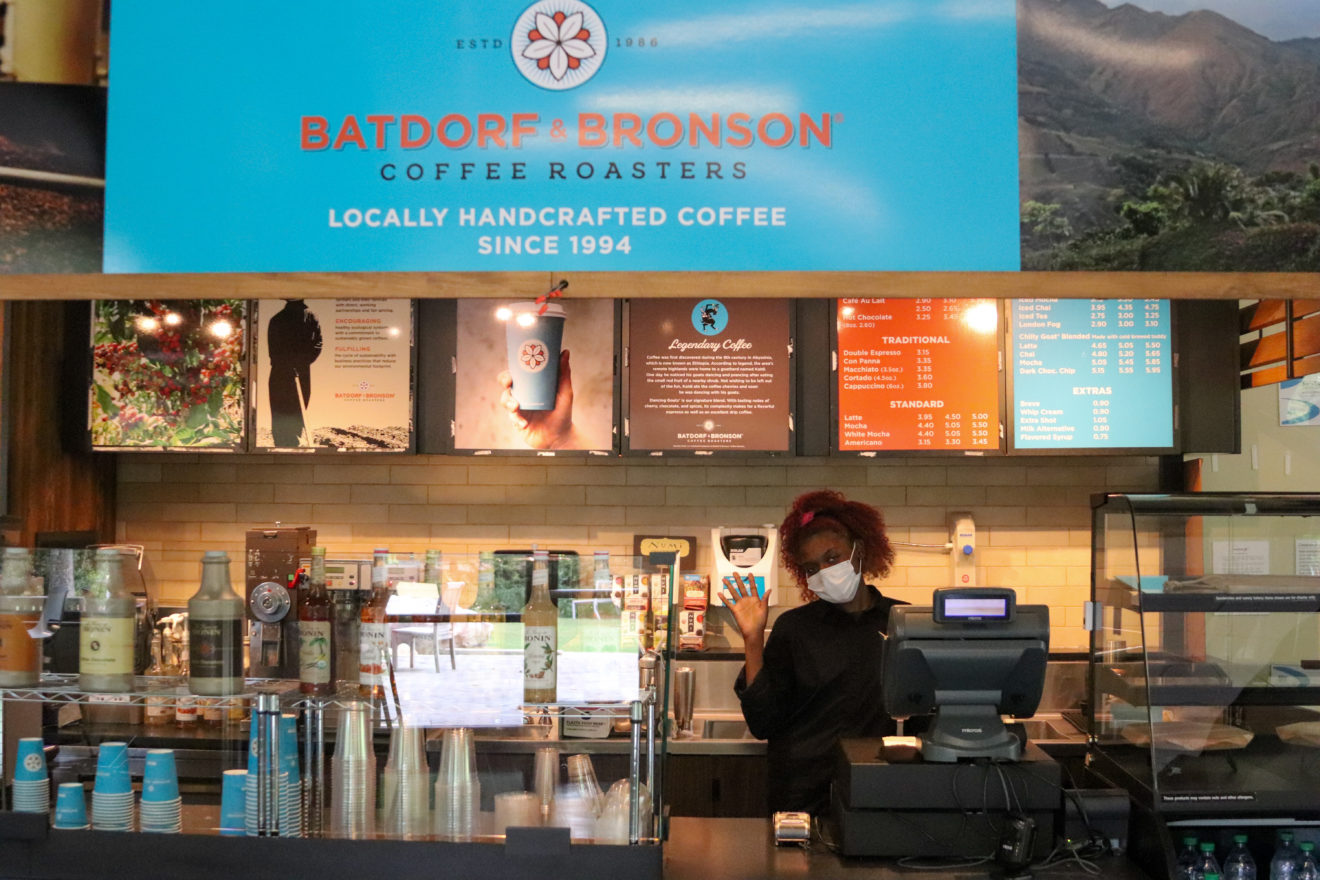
[723, 489, 906, 816]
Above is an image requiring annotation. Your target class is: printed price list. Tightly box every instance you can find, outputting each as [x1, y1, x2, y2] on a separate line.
[1010, 299, 1172, 449]
[837, 298, 1000, 451]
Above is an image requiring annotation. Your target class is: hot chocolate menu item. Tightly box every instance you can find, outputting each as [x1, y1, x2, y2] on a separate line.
[627, 298, 791, 452]
[836, 298, 1001, 451]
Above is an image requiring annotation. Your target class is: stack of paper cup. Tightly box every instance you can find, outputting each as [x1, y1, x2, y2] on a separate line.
[330, 703, 375, 839]
[278, 714, 303, 837]
[11, 738, 50, 814]
[91, 742, 134, 831]
[434, 728, 479, 840]
[139, 749, 182, 833]
[380, 725, 429, 840]
[218, 770, 247, 836]
[53, 783, 89, 830]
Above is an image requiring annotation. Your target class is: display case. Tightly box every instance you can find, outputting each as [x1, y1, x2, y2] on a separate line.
[1089, 493, 1320, 879]
[0, 548, 678, 880]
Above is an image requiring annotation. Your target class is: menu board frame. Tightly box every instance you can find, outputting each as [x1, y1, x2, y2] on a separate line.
[248, 299, 417, 455]
[829, 298, 1006, 457]
[1005, 299, 1180, 456]
[450, 297, 621, 457]
[622, 298, 796, 456]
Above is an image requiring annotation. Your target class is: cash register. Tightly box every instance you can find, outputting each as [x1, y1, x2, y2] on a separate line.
[832, 588, 1060, 860]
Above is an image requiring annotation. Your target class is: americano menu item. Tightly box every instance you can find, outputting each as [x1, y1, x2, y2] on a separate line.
[836, 299, 1000, 452]
[1009, 299, 1172, 450]
[627, 298, 791, 452]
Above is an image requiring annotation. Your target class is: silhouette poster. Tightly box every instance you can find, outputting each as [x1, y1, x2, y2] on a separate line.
[252, 299, 412, 451]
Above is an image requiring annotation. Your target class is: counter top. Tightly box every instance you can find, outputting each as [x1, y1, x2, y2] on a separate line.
[664, 817, 1147, 880]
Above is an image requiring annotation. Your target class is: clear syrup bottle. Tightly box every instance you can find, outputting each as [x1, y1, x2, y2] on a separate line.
[0, 547, 43, 687]
[79, 548, 136, 693]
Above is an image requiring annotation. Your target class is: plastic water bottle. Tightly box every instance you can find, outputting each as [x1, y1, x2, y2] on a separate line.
[1296, 842, 1318, 880]
[1272, 831, 1300, 880]
[1200, 841, 1224, 880]
[1225, 834, 1258, 880]
[1178, 836, 1203, 880]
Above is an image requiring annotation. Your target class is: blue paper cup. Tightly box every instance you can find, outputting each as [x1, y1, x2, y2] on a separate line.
[13, 738, 48, 782]
[504, 302, 565, 411]
[220, 769, 247, 836]
[53, 783, 89, 829]
[93, 742, 131, 795]
[280, 714, 300, 778]
[142, 749, 180, 802]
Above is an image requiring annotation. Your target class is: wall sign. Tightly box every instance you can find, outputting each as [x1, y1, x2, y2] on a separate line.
[251, 299, 414, 451]
[453, 297, 615, 452]
[626, 298, 791, 452]
[1008, 299, 1173, 451]
[89, 300, 246, 450]
[103, 0, 1019, 272]
[836, 298, 1000, 452]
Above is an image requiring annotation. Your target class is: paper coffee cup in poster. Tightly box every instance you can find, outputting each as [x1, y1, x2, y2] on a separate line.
[454, 299, 614, 451]
[503, 302, 565, 412]
[253, 299, 413, 451]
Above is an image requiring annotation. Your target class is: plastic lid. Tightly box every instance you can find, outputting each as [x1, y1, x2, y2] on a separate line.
[1234, 834, 1248, 843]
[1184, 836, 1199, 845]
[3, 547, 29, 557]
[506, 300, 565, 319]
[1201, 842, 1216, 851]
[203, 550, 228, 561]
[311, 546, 326, 556]
[1283, 831, 1296, 840]
[1302, 842, 1315, 852]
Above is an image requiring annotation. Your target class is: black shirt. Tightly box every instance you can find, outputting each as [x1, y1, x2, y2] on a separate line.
[734, 585, 904, 816]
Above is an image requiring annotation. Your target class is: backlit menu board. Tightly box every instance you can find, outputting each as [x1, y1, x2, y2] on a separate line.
[836, 299, 1000, 451]
[1009, 299, 1173, 450]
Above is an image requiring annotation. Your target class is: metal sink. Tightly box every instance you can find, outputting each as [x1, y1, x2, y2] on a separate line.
[698, 719, 758, 740]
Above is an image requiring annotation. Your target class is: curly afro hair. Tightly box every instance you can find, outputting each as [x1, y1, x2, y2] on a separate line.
[779, 489, 895, 592]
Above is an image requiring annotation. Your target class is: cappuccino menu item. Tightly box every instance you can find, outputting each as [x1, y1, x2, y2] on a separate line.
[1009, 299, 1172, 450]
[836, 299, 1000, 451]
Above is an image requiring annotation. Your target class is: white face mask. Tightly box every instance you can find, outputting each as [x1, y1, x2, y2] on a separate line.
[806, 542, 861, 604]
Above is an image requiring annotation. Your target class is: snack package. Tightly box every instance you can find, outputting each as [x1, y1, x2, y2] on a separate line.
[677, 608, 706, 651]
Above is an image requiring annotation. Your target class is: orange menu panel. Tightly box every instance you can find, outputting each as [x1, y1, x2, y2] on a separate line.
[837, 298, 1000, 451]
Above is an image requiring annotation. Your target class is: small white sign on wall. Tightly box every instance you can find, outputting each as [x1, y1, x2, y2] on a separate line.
[1279, 375, 1320, 427]
[1212, 540, 1271, 575]
[1296, 538, 1320, 576]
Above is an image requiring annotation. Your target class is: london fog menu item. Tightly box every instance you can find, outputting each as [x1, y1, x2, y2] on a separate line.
[252, 299, 413, 451]
[836, 299, 1000, 451]
[627, 299, 791, 452]
[1009, 299, 1172, 450]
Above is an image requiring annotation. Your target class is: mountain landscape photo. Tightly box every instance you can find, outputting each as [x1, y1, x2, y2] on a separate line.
[1019, 0, 1320, 270]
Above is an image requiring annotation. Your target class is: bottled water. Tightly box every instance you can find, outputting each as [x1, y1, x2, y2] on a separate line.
[1271, 831, 1300, 880]
[1224, 834, 1258, 880]
[1296, 842, 1318, 880]
[1178, 836, 1203, 880]
[1199, 841, 1224, 880]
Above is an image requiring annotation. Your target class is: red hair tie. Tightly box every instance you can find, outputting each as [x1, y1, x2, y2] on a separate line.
[800, 511, 815, 526]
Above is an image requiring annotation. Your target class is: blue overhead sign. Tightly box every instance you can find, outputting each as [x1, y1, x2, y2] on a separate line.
[104, 0, 1019, 273]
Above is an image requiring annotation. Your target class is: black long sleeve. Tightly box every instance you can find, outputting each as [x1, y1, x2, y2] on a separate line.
[734, 585, 904, 815]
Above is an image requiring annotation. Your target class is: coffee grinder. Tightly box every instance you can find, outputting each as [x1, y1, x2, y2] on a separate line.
[245, 527, 316, 680]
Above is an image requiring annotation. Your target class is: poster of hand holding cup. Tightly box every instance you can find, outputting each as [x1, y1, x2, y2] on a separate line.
[252, 299, 414, 451]
[454, 298, 614, 452]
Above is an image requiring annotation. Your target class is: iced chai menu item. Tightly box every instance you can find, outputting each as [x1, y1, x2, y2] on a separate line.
[502, 301, 565, 411]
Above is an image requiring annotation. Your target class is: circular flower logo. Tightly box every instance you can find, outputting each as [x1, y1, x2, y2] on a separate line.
[511, 2, 607, 90]
[519, 340, 550, 372]
[23, 754, 42, 773]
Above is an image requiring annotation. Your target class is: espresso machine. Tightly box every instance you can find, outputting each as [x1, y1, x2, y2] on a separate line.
[245, 527, 316, 680]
